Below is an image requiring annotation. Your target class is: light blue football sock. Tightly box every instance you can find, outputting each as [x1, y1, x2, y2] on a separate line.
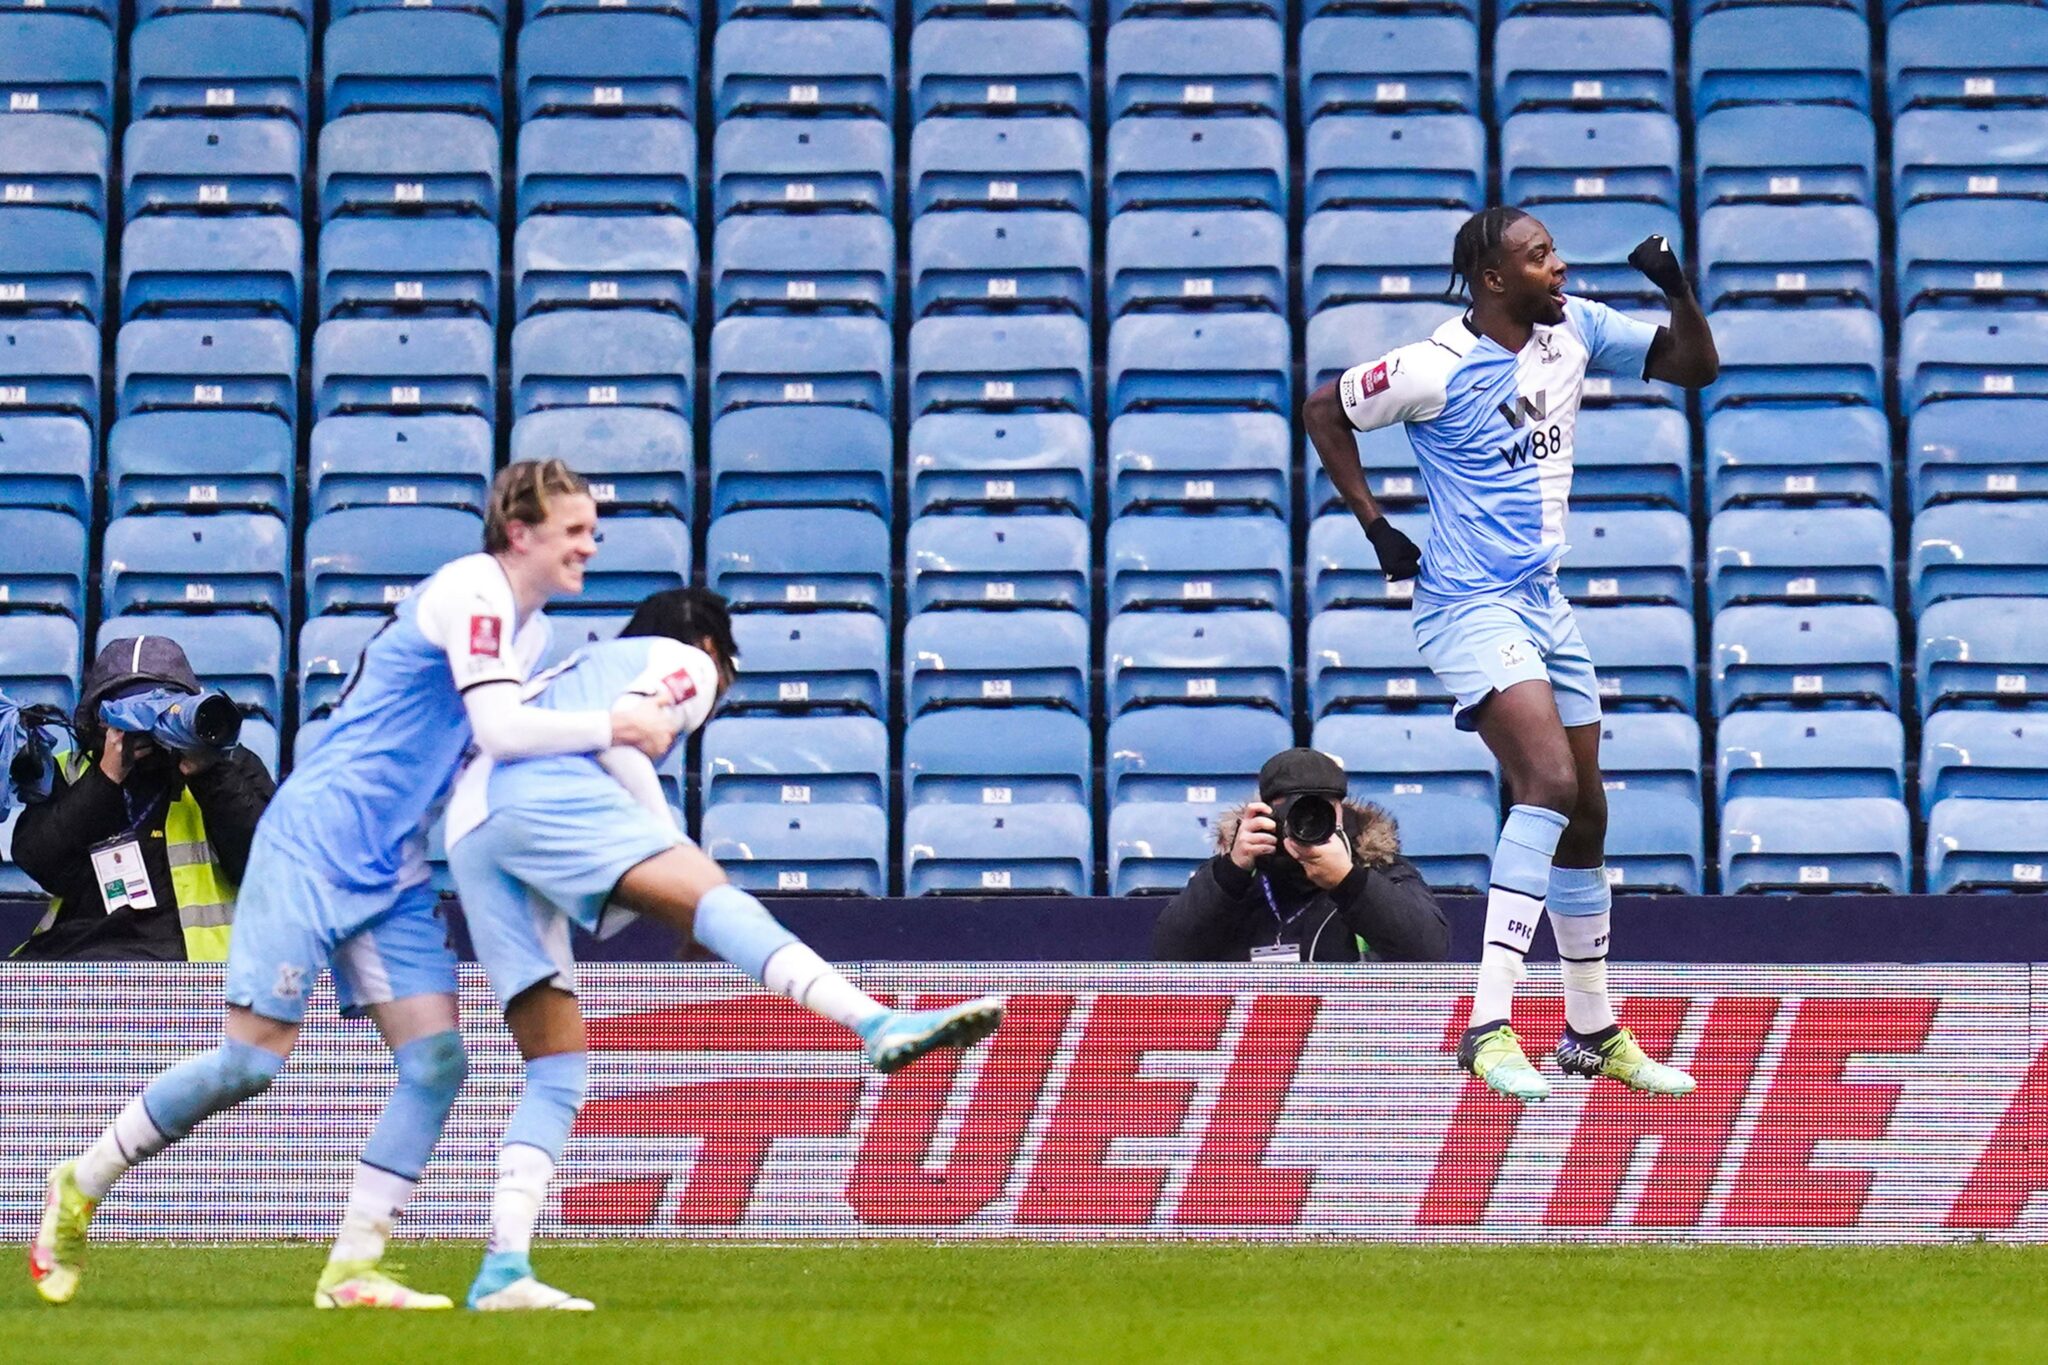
[140, 1038, 284, 1140]
[1470, 804, 1569, 1028]
[505, 1052, 586, 1164]
[1550, 864, 1617, 1034]
[690, 882, 800, 984]
[360, 1030, 466, 1180]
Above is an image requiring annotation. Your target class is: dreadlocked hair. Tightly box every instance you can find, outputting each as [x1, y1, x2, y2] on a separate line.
[1449, 206, 1531, 299]
[622, 587, 740, 668]
[484, 458, 592, 553]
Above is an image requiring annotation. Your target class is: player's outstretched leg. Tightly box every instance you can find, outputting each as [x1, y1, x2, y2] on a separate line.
[471, 1045, 594, 1311]
[1549, 865, 1694, 1096]
[1458, 803, 1566, 1103]
[32, 1035, 286, 1305]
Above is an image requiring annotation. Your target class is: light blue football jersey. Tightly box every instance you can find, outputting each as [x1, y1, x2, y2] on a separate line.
[1338, 296, 1661, 602]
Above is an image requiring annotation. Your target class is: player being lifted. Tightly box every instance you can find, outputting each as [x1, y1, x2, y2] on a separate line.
[1303, 208, 1719, 1103]
[444, 587, 1002, 1310]
[32, 461, 679, 1309]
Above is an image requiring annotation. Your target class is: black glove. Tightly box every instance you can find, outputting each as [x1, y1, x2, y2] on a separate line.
[1627, 234, 1690, 298]
[1364, 516, 1422, 583]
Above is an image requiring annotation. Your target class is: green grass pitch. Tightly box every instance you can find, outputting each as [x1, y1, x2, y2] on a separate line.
[7, 1243, 2047, 1364]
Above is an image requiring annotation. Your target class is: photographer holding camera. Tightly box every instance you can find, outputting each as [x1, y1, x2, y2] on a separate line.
[11, 636, 274, 962]
[1153, 748, 1449, 964]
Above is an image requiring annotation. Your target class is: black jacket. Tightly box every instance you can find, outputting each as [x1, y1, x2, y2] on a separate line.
[1152, 800, 1450, 963]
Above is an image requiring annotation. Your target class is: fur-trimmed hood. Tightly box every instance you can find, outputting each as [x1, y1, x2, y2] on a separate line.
[1211, 799, 1402, 868]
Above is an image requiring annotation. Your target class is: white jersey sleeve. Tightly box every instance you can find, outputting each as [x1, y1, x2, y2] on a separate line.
[1336, 342, 1453, 433]
[411, 554, 526, 693]
[617, 637, 721, 739]
[1566, 295, 1662, 379]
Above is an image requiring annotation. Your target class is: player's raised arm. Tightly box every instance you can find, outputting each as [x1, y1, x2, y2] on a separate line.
[1629, 234, 1720, 390]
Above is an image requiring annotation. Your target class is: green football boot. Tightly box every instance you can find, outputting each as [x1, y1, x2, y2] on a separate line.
[1556, 1025, 1696, 1097]
[1456, 1021, 1551, 1103]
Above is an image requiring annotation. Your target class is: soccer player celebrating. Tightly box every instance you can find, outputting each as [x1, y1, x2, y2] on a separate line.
[443, 587, 1002, 1311]
[1302, 208, 1719, 1103]
[32, 461, 679, 1309]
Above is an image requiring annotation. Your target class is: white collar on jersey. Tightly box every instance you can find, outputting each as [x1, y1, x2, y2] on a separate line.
[1436, 309, 1571, 362]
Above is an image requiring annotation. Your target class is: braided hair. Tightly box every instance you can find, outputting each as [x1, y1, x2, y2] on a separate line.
[1449, 206, 1531, 300]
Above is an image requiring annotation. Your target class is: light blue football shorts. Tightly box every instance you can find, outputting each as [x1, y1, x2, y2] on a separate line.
[1411, 571, 1603, 733]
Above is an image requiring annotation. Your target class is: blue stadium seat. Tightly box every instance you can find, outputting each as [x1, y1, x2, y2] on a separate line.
[1304, 301, 1461, 390]
[1529, 200, 1684, 305]
[1107, 116, 1287, 214]
[702, 803, 888, 897]
[1307, 608, 1453, 715]
[1109, 801, 1232, 896]
[1106, 18, 1285, 120]
[1917, 598, 2048, 715]
[1718, 711, 1906, 803]
[1721, 796, 1910, 893]
[308, 414, 492, 515]
[1704, 308, 1885, 409]
[0, 14, 116, 124]
[1888, 4, 2048, 117]
[905, 607, 1088, 716]
[1109, 411, 1288, 518]
[710, 405, 891, 517]
[715, 213, 894, 320]
[514, 215, 697, 321]
[1312, 712, 1498, 804]
[1695, 105, 1876, 208]
[1893, 110, 2048, 208]
[1712, 604, 1900, 714]
[2, 319, 99, 429]
[708, 508, 890, 614]
[116, 318, 295, 424]
[910, 314, 1090, 416]
[1493, 16, 1675, 116]
[1574, 605, 1696, 713]
[911, 210, 1088, 319]
[0, 614, 81, 713]
[314, 317, 493, 421]
[1105, 519, 1289, 615]
[904, 803, 1091, 896]
[1302, 207, 1460, 314]
[1575, 407, 1691, 510]
[120, 216, 301, 321]
[1305, 112, 1485, 213]
[905, 708, 1090, 806]
[1928, 798, 2048, 894]
[1105, 209, 1285, 317]
[324, 12, 503, 124]
[0, 509, 87, 618]
[0, 115, 109, 219]
[1912, 503, 2048, 610]
[0, 208, 101, 320]
[99, 611, 283, 723]
[303, 507, 480, 616]
[140, 0, 309, 23]
[108, 411, 293, 517]
[296, 614, 380, 722]
[520, 14, 697, 121]
[1900, 309, 2048, 411]
[1698, 204, 1880, 310]
[1558, 509, 1691, 608]
[906, 513, 1090, 613]
[710, 314, 888, 416]
[1500, 112, 1681, 208]
[1307, 510, 1432, 612]
[717, 117, 890, 219]
[1705, 405, 1891, 511]
[1107, 312, 1291, 415]
[583, 516, 690, 608]
[1382, 791, 1497, 893]
[130, 14, 309, 123]
[1897, 200, 2048, 313]
[1921, 713, 2048, 816]
[703, 714, 887, 806]
[125, 118, 300, 220]
[1909, 399, 2048, 508]
[318, 217, 499, 323]
[0, 416, 92, 521]
[1708, 507, 1894, 610]
[1691, 5, 1870, 117]
[913, 0, 1081, 18]
[540, 612, 630, 673]
[512, 310, 691, 416]
[517, 116, 694, 220]
[910, 116, 1086, 215]
[103, 511, 288, 619]
[1308, 419, 1427, 516]
[725, 611, 888, 719]
[712, 18, 886, 121]
[1105, 608, 1290, 715]
[1597, 711, 1702, 803]
[910, 18, 1088, 120]
[1299, 16, 1479, 120]
[317, 113, 498, 221]
[909, 412, 1093, 518]
[1105, 705, 1288, 803]
[1603, 791, 1705, 894]
[329, 0, 505, 20]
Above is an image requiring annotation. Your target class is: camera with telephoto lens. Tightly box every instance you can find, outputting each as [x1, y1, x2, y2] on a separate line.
[99, 688, 242, 756]
[1271, 792, 1338, 846]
